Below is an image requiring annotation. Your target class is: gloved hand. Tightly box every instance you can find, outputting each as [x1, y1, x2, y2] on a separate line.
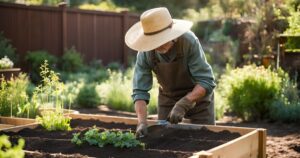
[136, 122, 148, 138]
[168, 97, 196, 124]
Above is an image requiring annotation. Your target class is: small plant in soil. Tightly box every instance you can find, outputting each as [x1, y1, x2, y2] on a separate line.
[0, 135, 25, 158]
[71, 126, 145, 149]
[36, 111, 71, 131]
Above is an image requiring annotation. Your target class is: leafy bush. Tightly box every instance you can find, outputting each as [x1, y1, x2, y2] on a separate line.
[36, 111, 71, 131]
[217, 65, 282, 121]
[60, 68, 109, 83]
[0, 135, 25, 158]
[60, 47, 84, 72]
[71, 126, 144, 149]
[25, 50, 57, 83]
[106, 62, 121, 71]
[0, 73, 37, 118]
[270, 99, 300, 122]
[0, 32, 18, 64]
[77, 83, 101, 108]
[284, 11, 300, 35]
[285, 36, 300, 50]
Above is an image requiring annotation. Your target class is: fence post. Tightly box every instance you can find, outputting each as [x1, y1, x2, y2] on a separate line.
[59, 2, 67, 56]
[122, 11, 129, 67]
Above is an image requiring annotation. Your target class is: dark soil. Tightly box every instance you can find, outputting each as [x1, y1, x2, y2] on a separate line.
[1, 119, 241, 158]
[79, 106, 300, 158]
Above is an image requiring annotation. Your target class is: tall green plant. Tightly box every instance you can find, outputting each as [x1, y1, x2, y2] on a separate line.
[34, 61, 72, 131]
[33, 60, 67, 111]
[0, 73, 36, 118]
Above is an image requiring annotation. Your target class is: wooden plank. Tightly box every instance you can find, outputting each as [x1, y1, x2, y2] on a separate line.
[193, 130, 260, 158]
[0, 116, 36, 125]
[258, 129, 267, 158]
[0, 123, 39, 132]
[205, 125, 255, 135]
[190, 151, 213, 158]
[0, 124, 15, 129]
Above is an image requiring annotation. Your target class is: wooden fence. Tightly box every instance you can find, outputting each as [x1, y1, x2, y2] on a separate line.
[0, 2, 139, 68]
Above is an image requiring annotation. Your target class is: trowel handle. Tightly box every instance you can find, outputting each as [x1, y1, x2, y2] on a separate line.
[157, 120, 170, 125]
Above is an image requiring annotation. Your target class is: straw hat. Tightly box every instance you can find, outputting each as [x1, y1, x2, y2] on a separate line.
[125, 7, 193, 52]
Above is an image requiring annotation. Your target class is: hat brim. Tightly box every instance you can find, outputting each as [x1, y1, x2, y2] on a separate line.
[125, 19, 193, 52]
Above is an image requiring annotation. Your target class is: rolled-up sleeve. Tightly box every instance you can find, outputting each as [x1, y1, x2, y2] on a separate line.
[132, 52, 153, 104]
[187, 39, 216, 95]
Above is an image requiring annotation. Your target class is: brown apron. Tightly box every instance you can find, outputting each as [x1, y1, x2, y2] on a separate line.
[151, 44, 215, 125]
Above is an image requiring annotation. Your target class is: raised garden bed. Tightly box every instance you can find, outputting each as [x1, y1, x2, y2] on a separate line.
[0, 114, 266, 158]
[0, 116, 37, 131]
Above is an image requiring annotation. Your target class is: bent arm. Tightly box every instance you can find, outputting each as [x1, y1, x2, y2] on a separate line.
[135, 100, 148, 124]
[185, 84, 206, 102]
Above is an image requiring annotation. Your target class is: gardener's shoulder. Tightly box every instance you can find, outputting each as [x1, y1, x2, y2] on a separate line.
[180, 30, 199, 44]
[136, 51, 153, 66]
[137, 51, 152, 60]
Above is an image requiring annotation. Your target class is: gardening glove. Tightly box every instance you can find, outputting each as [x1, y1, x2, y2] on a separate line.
[136, 122, 148, 138]
[168, 97, 196, 124]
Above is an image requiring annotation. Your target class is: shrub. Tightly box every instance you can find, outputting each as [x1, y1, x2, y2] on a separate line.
[284, 11, 300, 35]
[60, 47, 84, 72]
[62, 81, 84, 108]
[285, 36, 300, 50]
[25, 50, 57, 83]
[217, 65, 282, 121]
[0, 32, 18, 64]
[0, 135, 25, 158]
[97, 68, 158, 114]
[270, 99, 300, 122]
[77, 83, 101, 108]
[269, 69, 300, 122]
[60, 68, 109, 83]
[106, 62, 122, 71]
[97, 70, 133, 112]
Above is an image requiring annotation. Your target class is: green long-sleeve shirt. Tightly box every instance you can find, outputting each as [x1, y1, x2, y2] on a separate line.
[132, 31, 216, 103]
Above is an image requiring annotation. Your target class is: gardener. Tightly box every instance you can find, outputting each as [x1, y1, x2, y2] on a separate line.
[125, 7, 216, 137]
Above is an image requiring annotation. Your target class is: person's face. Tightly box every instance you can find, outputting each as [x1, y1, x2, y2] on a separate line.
[155, 41, 175, 54]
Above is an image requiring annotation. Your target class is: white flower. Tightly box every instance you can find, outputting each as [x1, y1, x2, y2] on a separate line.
[0, 56, 14, 69]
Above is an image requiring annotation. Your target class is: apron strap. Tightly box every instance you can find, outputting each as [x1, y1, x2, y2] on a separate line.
[149, 41, 183, 71]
